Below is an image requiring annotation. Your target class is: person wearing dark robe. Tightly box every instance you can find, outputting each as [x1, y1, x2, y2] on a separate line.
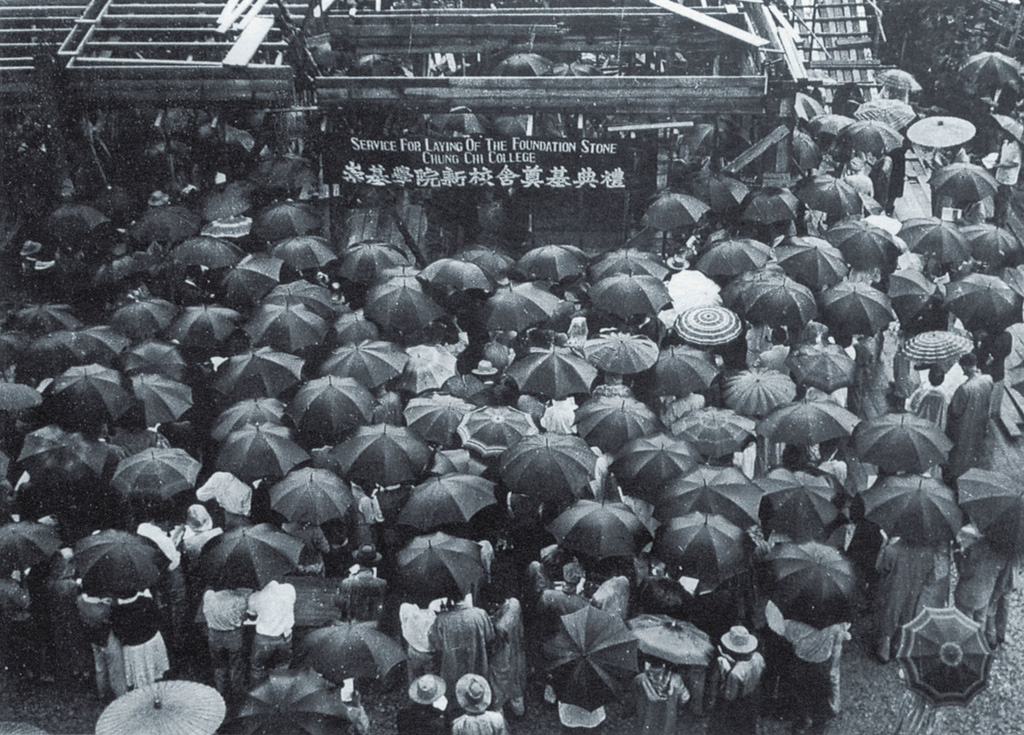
[428, 596, 495, 692]
[945, 353, 993, 479]
[336, 545, 387, 625]
[907, 366, 950, 430]
[627, 659, 690, 735]
[954, 527, 1015, 648]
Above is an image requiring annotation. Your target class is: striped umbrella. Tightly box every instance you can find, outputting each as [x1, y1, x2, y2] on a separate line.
[673, 306, 743, 347]
[902, 331, 974, 365]
[854, 99, 917, 131]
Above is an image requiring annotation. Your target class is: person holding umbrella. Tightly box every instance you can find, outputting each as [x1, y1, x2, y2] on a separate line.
[428, 593, 495, 693]
[335, 544, 387, 626]
[953, 524, 1015, 648]
[944, 353, 994, 481]
[245, 578, 296, 686]
[201, 586, 250, 704]
[625, 656, 690, 735]
[989, 118, 1022, 227]
[706, 625, 765, 735]
[109, 588, 170, 692]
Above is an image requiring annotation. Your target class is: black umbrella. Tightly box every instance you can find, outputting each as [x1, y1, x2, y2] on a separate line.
[73, 530, 166, 598]
[200, 524, 303, 590]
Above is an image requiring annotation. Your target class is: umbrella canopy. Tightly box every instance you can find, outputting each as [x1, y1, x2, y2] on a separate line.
[111, 298, 178, 342]
[230, 668, 351, 735]
[214, 348, 305, 401]
[958, 468, 1024, 556]
[825, 218, 900, 273]
[396, 531, 487, 604]
[364, 274, 445, 335]
[651, 345, 720, 397]
[456, 406, 539, 457]
[993, 113, 1024, 144]
[302, 622, 406, 683]
[287, 376, 374, 445]
[245, 303, 329, 353]
[403, 393, 475, 447]
[929, 163, 999, 203]
[493, 52, 555, 75]
[22, 327, 130, 377]
[454, 248, 515, 281]
[484, 281, 563, 332]
[506, 347, 598, 400]
[755, 468, 839, 542]
[786, 343, 857, 392]
[216, 424, 310, 483]
[200, 180, 255, 222]
[112, 448, 201, 503]
[656, 464, 761, 528]
[794, 91, 825, 121]
[171, 236, 243, 270]
[543, 606, 638, 710]
[320, 340, 408, 389]
[653, 512, 746, 591]
[96, 680, 225, 735]
[328, 424, 431, 486]
[590, 274, 672, 319]
[130, 205, 201, 244]
[670, 407, 755, 458]
[807, 114, 855, 140]
[327, 311, 380, 346]
[768, 541, 855, 627]
[696, 238, 772, 279]
[222, 256, 286, 307]
[548, 499, 652, 559]
[723, 369, 797, 418]
[48, 363, 132, 426]
[252, 201, 320, 241]
[627, 615, 714, 667]
[583, 333, 660, 375]
[758, 399, 859, 446]
[877, 69, 923, 94]
[418, 258, 493, 296]
[960, 50, 1024, 94]
[819, 281, 896, 338]
[500, 433, 596, 502]
[673, 306, 743, 347]
[167, 305, 242, 354]
[642, 192, 710, 230]
[791, 129, 823, 173]
[253, 155, 318, 195]
[73, 530, 165, 598]
[339, 241, 414, 284]
[576, 396, 660, 454]
[854, 99, 917, 130]
[589, 249, 668, 281]
[907, 116, 977, 148]
[398, 473, 496, 531]
[0, 522, 60, 575]
[13, 304, 82, 334]
[516, 244, 588, 282]
[862, 474, 962, 545]
[130, 373, 193, 426]
[888, 269, 940, 323]
[897, 606, 993, 707]
[199, 524, 303, 589]
[17, 424, 108, 481]
[211, 398, 287, 442]
[961, 224, 1023, 268]
[734, 276, 817, 330]
[271, 236, 338, 272]
[774, 236, 848, 290]
[899, 217, 970, 266]
[682, 170, 750, 213]
[836, 120, 903, 155]
[610, 434, 698, 499]
[902, 331, 974, 365]
[269, 468, 353, 525]
[396, 344, 459, 395]
[741, 187, 800, 224]
[853, 413, 952, 473]
[944, 273, 1022, 332]
[794, 175, 863, 222]
[46, 203, 112, 246]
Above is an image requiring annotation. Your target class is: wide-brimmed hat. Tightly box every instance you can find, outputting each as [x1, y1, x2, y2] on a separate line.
[471, 359, 499, 377]
[148, 190, 171, 207]
[409, 674, 446, 706]
[201, 215, 252, 239]
[455, 673, 492, 714]
[353, 544, 382, 566]
[20, 240, 43, 258]
[665, 252, 690, 271]
[721, 625, 758, 655]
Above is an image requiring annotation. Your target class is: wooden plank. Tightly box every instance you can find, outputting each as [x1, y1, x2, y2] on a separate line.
[223, 16, 275, 67]
[648, 0, 769, 47]
[723, 124, 790, 173]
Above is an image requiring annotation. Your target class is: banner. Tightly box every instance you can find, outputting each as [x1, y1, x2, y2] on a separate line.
[325, 134, 644, 191]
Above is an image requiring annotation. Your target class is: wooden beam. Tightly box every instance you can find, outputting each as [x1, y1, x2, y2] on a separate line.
[723, 124, 789, 173]
[647, 0, 768, 47]
[223, 16, 275, 67]
[606, 121, 695, 132]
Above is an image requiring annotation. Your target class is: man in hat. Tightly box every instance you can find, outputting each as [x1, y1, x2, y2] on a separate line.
[397, 674, 448, 735]
[706, 625, 765, 735]
[336, 544, 387, 626]
[452, 674, 510, 735]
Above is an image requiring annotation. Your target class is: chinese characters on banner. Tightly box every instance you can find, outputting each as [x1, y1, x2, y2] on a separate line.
[324, 134, 639, 191]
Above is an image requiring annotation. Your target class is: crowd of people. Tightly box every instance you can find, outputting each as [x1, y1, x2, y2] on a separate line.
[1, 55, 1024, 735]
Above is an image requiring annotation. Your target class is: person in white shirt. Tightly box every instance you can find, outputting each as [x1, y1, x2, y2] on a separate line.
[196, 472, 253, 530]
[993, 130, 1022, 226]
[246, 579, 296, 685]
[137, 520, 186, 653]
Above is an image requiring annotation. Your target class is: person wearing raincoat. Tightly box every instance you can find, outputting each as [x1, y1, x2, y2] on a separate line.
[626, 658, 690, 735]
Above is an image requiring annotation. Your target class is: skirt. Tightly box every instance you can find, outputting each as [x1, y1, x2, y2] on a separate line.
[122, 632, 170, 691]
